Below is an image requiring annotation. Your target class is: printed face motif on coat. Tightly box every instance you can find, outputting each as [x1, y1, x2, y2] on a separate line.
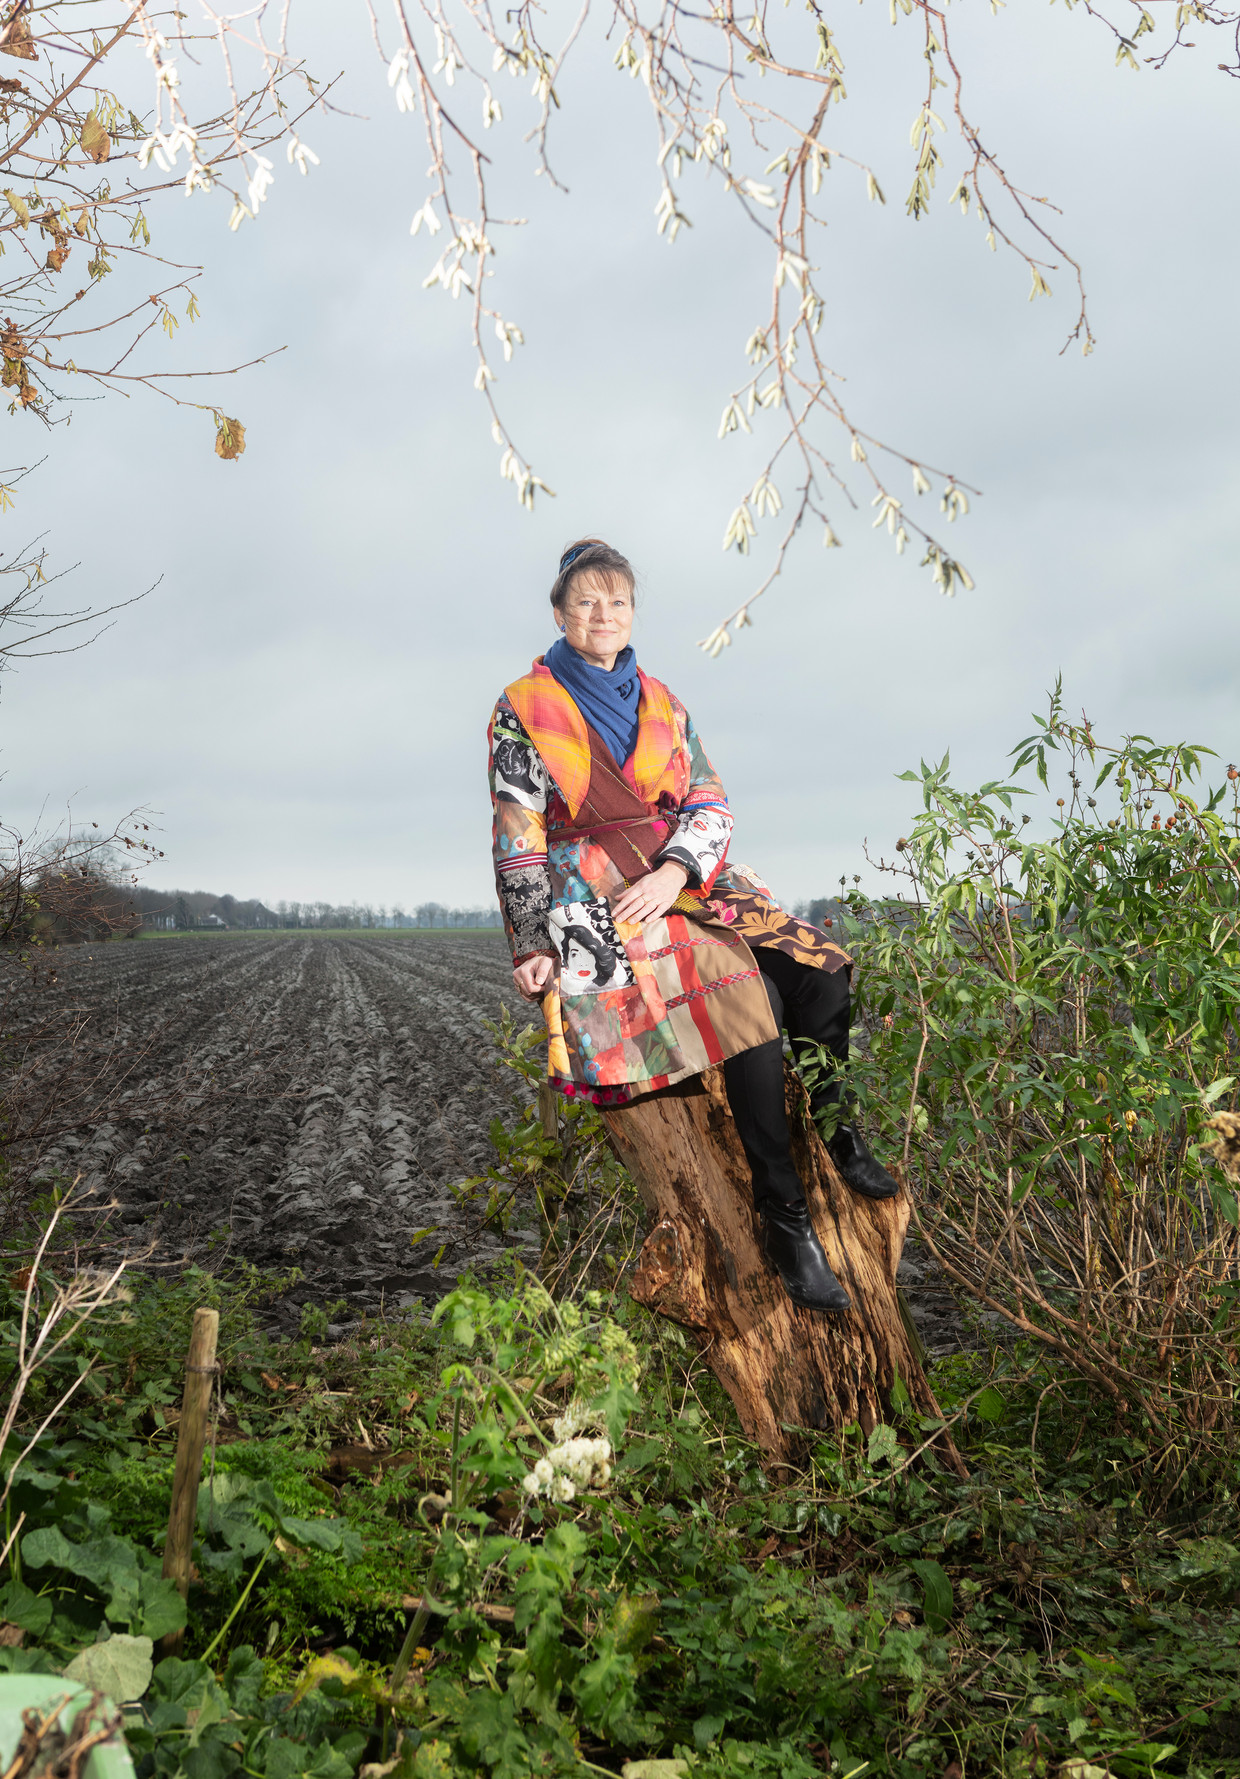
[682, 812, 729, 868]
[492, 728, 550, 810]
[549, 901, 636, 994]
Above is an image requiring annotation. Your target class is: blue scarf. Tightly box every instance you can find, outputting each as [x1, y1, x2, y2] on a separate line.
[545, 637, 641, 767]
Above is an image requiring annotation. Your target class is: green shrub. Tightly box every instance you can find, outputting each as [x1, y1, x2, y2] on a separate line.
[825, 686, 1240, 1493]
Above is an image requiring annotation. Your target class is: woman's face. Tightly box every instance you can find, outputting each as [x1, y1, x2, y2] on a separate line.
[564, 937, 598, 986]
[558, 572, 634, 671]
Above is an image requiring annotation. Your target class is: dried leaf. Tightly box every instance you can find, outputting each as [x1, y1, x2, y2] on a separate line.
[79, 112, 110, 163]
[0, 4, 36, 61]
[4, 188, 28, 227]
[1205, 1111, 1240, 1184]
[215, 416, 246, 460]
[46, 246, 69, 272]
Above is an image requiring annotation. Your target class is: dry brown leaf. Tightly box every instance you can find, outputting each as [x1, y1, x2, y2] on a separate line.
[79, 112, 110, 163]
[46, 246, 68, 272]
[1204, 1111, 1240, 1184]
[0, 4, 36, 61]
[18, 380, 38, 405]
[0, 1624, 23, 1648]
[215, 415, 246, 460]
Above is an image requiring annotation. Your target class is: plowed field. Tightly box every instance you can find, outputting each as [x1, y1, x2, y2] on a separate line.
[12, 935, 533, 1325]
[7, 931, 964, 1353]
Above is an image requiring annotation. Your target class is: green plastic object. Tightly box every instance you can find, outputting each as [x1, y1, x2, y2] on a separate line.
[0, 1674, 137, 1779]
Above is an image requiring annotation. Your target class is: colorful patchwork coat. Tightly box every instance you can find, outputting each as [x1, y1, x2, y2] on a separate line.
[488, 656, 848, 1104]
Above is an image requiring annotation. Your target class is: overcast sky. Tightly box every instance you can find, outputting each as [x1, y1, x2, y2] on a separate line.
[4, 1, 1237, 912]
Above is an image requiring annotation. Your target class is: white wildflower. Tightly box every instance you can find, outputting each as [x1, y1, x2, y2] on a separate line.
[521, 1430, 613, 1500]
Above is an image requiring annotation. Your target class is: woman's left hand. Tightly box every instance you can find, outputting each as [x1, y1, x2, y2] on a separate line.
[610, 861, 690, 927]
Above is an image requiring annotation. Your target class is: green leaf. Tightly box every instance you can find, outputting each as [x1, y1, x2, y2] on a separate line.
[278, 1516, 362, 1560]
[63, 1632, 154, 1703]
[972, 1387, 1005, 1423]
[1202, 1075, 1236, 1107]
[134, 1573, 187, 1640]
[693, 1713, 727, 1751]
[867, 1423, 902, 1468]
[909, 1559, 953, 1633]
[225, 1645, 265, 1714]
[1208, 1181, 1239, 1228]
[0, 1580, 52, 1636]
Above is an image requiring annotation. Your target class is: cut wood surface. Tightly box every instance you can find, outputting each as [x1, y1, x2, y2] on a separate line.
[603, 1065, 965, 1474]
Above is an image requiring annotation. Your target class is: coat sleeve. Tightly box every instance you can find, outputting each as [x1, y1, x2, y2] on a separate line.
[489, 699, 555, 963]
[657, 711, 734, 894]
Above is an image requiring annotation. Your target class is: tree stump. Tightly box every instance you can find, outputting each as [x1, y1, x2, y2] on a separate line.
[602, 1064, 966, 1475]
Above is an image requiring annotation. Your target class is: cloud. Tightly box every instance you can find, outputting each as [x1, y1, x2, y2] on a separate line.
[2, 5, 1235, 907]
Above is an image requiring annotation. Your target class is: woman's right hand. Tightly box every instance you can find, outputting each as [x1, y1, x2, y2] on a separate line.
[513, 954, 556, 1002]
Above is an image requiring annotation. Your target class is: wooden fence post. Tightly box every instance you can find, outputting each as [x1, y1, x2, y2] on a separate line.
[157, 1307, 220, 1659]
[602, 1064, 966, 1476]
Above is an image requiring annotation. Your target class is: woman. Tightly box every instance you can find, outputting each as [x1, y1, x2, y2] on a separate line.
[488, 539, 899, 1313]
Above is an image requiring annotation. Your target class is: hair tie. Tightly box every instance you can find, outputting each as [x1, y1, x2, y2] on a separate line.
[559, 543, 589, 573]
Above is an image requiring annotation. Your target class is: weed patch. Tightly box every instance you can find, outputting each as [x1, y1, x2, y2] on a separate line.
[0, 1243, 1235, 1778]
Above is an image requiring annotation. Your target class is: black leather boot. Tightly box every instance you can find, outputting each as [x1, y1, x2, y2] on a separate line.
[760, 1198, 851, 1311]
[827, 1123, 900, 1200]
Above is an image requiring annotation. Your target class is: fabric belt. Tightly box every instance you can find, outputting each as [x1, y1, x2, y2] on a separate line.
[549, 813, 670, 843]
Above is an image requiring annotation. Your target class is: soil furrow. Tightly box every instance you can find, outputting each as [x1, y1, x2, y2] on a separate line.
[6, 934, 532, 1321]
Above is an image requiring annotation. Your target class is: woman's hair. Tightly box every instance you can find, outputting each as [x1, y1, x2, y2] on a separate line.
[549, 538, 636, 614]
[560, 922, 617, 979]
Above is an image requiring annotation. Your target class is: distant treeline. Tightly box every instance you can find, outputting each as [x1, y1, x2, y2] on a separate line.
[130, 886, 503, 932]
[131, 887, 844, 935]
[7, 873, 845, 946]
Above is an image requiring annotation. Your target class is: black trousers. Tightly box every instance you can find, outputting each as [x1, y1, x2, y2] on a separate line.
[722, 947, 850, 1209]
